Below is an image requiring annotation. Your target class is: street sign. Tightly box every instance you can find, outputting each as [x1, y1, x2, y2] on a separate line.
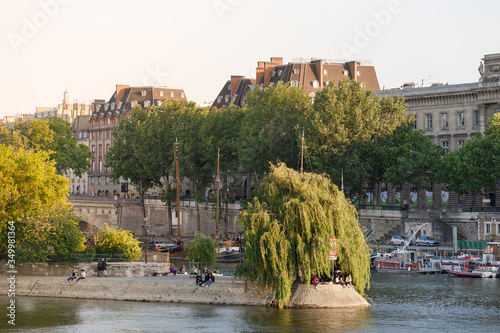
[329, 238, 337, 260]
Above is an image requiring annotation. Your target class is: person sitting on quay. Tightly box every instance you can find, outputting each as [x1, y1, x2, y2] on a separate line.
[76, 269, 86, 282]
[311, 275, 319, 289]
[179, 265, 187, 274]
[195, 272, 204, 286]
[101, 259, 108, 277]
[169, 264, 177, 276]
[345, 274, 353, 288]
[97, 259, 103, 277]
[202, 270, 215, 287]
[320, 274, 330, 284]
[66, 269, 77, 282]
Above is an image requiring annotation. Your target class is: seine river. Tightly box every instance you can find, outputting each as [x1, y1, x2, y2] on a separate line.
[1, 271, 500, 332]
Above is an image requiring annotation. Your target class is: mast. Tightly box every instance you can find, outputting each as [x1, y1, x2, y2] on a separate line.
[215, 149, 220, 242]
[300, 129, 304, 175]
[175, 138, 181, 244]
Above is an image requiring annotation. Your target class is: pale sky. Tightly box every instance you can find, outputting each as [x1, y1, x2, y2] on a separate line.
[1, 0, 499, 119]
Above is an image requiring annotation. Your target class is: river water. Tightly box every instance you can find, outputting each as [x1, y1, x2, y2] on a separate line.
[1, 271, 500, 332]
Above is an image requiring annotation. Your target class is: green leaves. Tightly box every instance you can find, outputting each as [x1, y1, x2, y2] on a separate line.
[95, 224, 142, 261]
[186, 232, 216, 267]
[236, 163, 371, 308]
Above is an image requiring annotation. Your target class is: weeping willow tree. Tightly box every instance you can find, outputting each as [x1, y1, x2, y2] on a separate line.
[236, 163, 370, 308]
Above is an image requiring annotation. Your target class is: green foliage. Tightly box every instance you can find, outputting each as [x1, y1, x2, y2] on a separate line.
[239, 82, 311, 179]
[186, 232, 216, 267]
[95, 224, 142, 261]
[236, 163, 371, 308]
[306, 79, 411, 195]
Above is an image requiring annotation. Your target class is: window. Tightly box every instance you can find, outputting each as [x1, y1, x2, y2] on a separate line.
[473, 110, 480, 126]
[441, 113, 448, 128]
[485, 223, 491, 235]
[323, 69, 328, 75]
[457, 112, 465, 126]
[159, 91, 164, 97]
[104, 103, 109, 111]
[312, 80, 319, 88]
[170, 92, 174, 98]
[356, 70, 360, 76]
[141, 90, 146, 97]
[494, 108, 500, 114]
[111, 102, 115, 110]
[99, 145, 102, 155]
[217, 96, 222, 103]
[343, 70, 348, 76]
[278, 70, 283, 76]
[117, 101, 122, 109]
[225, 95, 230, 103]
[156, 100, 162, 106]
[144, 100, 150, 108]
[442, 141, 449, 153]
[458, 140, 465, 149]
[181, 92, 184, 98]
[426, 114, 433, 129]
[293, 68, 299, 74]
[271, 71, 276, 77]
[291, 80, 298, 87]
[131, 101, 137, 108]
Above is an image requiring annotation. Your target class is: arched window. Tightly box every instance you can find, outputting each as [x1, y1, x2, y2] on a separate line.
[291, 80, 298, 87]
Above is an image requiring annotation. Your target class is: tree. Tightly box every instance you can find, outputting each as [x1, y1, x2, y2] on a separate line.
[236, 163, 371, 308]
[46, 117, 91, 177]
[171, 104, 213, 232]
[306, 79, 411, 196]
[239, 82, 312, 180]
[437, 115, 500, 198]
[8, 117, 90, 176]
[186, 232, 216, 268]
[0, 144, 85, 263]
[383, 128, 444, 207]
[202, 105, 246, 234]
[95, 224, 142, 261]
[105, 107, 158, 218]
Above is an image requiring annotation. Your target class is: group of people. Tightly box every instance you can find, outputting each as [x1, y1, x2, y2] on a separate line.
[310, 271, 353, 289]
[66, 269, 86, 282]
[97, 259, 108, 277]
[169, 264, 187, 275]
[195, 267, 216, 287]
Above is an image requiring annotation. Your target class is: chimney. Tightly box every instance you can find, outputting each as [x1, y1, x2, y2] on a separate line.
[347, 61, 358, 82]
[313, 59, 324, 89]
[230, 75, 245, 98]
[93, 99, 105, 111]
[270, 57, 283, 66]
[115, 84, 130, 103]
[256, 61, 266, 85]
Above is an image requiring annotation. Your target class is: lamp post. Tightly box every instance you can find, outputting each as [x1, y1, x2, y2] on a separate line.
[143, 218, 149, 263]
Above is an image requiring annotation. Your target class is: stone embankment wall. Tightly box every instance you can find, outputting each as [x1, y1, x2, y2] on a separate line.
[1, 275, 370, 309]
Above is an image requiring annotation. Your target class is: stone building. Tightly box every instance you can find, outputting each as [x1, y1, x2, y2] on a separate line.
[67, 115, 91, 195]
[210, 57, 380, 111]
[35, 88, 93, 124]
[88, 85, 188, 197]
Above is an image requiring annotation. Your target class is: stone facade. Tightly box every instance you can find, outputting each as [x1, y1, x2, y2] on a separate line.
[35, 88, 93, 124]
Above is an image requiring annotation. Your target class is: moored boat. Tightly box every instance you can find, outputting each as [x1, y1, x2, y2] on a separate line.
[448, 260, 497, 278]
[373, 249, 441, 274]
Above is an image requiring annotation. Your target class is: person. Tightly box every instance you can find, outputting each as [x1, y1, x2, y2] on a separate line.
[196, 272, 203, 286]
[66, 269, 77, 282]
[97, 259, 103, 277]
[203, 271, 215, 287]
[102, 259, 108, 277]
[179, 265, 186, 274]
[334, 273, 340, 284]
[213, 267, 219, 274]
[169, 264, 177, 276]
[76, 269, 86, 282]
[346, 274, 352, 288]
[311, 275, 319, 289]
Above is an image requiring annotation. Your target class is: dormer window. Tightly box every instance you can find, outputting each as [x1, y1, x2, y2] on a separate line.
[141, 90, 147, 97]
[104, 103, 109, 111]
[278, 70, 283, 76]
[111, 102, 115, 110]
[312, 80, 319, 88]
[170, 92, 174, 98]
[156, 100, 162, 106]
[131, 101, 137, 108]
[291, 80, 298, 87]
[96, 105, 101, 112]
[323, 69, 328, 75]
[228, 85, 231, 90]
[144, 100, 150, 108]
[225, 95, 230, 103]
[217, 96, 222, 103]
[117, 101, 122, 109]
[357, 70, 360, 76]
[343, 70, 348, 75]
[271, 71, 276, 77]
[180, 92, 184, 98]
[159, 91, 164, 97]
[293, 68, 299, 74]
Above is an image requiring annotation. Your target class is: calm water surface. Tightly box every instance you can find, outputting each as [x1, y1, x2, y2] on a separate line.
[1, 272, 499, 332]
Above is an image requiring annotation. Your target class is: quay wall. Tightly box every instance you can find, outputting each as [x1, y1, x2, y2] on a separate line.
[2, 275, 370, 309]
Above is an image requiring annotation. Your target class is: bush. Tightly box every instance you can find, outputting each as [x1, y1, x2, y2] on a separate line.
[186, 232, 216, 267]
[95, 224, 142, 261]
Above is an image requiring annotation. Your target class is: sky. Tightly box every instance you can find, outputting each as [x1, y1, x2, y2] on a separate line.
[1, 0, 499, 119]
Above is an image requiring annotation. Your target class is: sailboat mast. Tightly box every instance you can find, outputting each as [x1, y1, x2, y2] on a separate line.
[175, 138, 181, 243]
[300, 129, 304, 175]
[216, 149, 220, 242]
